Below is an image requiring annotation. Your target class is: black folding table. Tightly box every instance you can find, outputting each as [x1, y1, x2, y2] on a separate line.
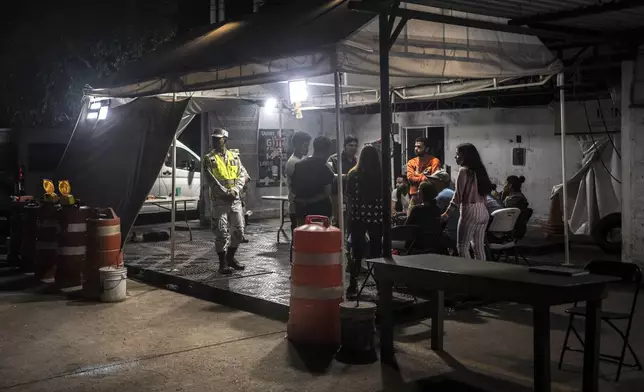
[368, 254, 619, 392]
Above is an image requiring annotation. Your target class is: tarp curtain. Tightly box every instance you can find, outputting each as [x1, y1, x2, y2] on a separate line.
[552, 135, 621, 235]
[56, 97, 189, 243]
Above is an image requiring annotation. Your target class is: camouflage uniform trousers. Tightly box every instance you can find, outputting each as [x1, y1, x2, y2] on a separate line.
[211, 198, 244, 253]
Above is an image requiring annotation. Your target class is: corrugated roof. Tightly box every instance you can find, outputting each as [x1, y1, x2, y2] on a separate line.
[408, 0, 644, 32]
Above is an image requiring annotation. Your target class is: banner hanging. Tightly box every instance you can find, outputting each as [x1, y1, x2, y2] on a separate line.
[257, 128, 294, 187]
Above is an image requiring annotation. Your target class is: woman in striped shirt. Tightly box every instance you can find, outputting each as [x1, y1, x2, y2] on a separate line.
[442, 143, 493, 260]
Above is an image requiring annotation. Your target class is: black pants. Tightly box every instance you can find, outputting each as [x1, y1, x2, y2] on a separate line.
[349, 221, 382, 283]
[290, 213, 298, 264]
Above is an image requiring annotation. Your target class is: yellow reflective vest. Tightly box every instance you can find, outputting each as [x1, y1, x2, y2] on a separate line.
[205, 149, 240, 190]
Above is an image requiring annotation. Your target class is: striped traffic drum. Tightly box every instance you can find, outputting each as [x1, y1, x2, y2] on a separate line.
[84, 208, 122, 299]
[288, 215, 343, 346]
[56, 205, 90, 289]
[34, 203, 60, 281]
[544, 193, 564, 237]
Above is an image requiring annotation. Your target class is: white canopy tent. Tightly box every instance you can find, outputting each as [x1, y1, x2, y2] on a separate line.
[65, 0, 565, 271]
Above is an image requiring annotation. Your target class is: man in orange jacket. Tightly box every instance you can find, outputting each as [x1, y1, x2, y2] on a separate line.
[406, 137, 441, 209]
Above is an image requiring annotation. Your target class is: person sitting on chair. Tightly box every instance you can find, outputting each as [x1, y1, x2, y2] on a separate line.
[391, 175, 410, 225]
[502, 175, 529, 210]
[427, 170, 458, 254]
[405, 182, 443, 253]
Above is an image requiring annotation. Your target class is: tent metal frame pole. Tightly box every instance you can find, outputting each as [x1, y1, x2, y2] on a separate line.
[380, 11, 393, 258]
[279, 104, 283, 199]
[334, 72, 346, 296]
[558, 73, 571, 266]
[170, 121, 177, 271]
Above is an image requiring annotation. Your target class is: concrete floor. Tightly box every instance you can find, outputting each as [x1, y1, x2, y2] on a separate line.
[1, 277, 643, 392]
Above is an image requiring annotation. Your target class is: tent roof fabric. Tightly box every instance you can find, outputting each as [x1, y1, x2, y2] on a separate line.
[90, 0, 562, 99]
[98, 0, 371, 94]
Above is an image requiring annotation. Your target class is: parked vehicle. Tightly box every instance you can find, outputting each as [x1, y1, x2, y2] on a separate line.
[140, 141, 201, 214]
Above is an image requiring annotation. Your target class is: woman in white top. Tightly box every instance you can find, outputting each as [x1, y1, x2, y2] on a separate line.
[442, 143, 493, 260]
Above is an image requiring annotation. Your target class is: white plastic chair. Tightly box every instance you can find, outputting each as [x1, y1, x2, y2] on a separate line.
[486, 208, 523, 264]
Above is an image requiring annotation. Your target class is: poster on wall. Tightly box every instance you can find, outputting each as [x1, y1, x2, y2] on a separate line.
[257, 128, 294, 187]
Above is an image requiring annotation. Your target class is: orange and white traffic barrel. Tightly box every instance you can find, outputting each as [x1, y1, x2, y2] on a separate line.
[56, 205, 90, 289]
[84, 208, 122, 299]
[288, 215, 343, 346]
[20, 202, 39, 273]
[34, 202, 60, 282]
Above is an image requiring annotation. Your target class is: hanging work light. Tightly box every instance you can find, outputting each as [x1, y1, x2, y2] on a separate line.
[86, 99, 110, 121]
[263, 97, 278, 113]
[98, 106, 109, 120]
[288, 80, 308, 104]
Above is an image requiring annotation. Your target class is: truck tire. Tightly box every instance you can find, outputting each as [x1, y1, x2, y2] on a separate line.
[591, 213, 621, 254]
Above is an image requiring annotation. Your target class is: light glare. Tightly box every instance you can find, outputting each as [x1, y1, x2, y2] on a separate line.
[98, 106, 109, 120]
[264, 97, 277, 109]
[289, 80, 308, 103]
[87, 112, 98, 120]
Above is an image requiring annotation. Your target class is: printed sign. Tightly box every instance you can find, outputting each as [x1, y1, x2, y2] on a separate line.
[257, 128, 294, 187]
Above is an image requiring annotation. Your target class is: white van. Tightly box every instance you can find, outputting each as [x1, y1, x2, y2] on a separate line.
[140, 140, 201, 214]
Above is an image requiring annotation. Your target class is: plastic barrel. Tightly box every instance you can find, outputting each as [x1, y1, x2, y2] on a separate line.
[544, 194, 564, 237]
[288, 215, 343, 346]
[56, 205, 90, 289]
[34, 203, 60, 281]
[85, 208, 122, 299]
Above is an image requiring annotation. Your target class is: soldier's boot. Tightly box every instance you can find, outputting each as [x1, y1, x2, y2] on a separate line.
[226, 247, 246, 271]
[218, 252, 233, 275]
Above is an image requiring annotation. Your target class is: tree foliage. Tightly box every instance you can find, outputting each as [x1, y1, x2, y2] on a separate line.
[1, 0, 178, 129]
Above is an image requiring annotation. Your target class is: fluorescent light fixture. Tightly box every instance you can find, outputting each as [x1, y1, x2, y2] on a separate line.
[289, 80, 308, 103]
[89, 102, 102, 110]
[264, 97, 277, 109]
[98, 106, 109, 120]
[87, 112, 98, 120]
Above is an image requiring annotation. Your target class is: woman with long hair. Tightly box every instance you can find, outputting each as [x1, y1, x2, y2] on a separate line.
[346, 145, 383, 295]
[442, 143, 492, 260]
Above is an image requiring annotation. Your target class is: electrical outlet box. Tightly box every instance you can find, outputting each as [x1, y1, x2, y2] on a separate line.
[512, 147, 526, 166]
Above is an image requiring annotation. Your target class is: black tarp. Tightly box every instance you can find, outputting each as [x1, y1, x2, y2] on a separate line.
[56, 97, 188, 244]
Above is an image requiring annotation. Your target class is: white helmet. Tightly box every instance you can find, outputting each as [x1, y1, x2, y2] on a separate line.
[211, 128, 229, 138]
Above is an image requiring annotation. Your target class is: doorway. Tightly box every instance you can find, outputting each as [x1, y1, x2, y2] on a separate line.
[402, 126, 445, 169]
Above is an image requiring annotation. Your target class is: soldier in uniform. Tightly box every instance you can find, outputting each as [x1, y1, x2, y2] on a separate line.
[204, 128, 248, 274]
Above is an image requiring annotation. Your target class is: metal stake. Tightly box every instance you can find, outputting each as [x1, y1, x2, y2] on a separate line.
[558, 72, 571, 266]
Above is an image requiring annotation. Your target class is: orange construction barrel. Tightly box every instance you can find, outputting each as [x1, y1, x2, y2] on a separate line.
[544, 193, 565, 238]
[56, 205, 90, 289]
[34, 202, 60, 281]
[84, 208, 122, 299]
[288, 215, 343, 346]
[20, 202, 39, 273]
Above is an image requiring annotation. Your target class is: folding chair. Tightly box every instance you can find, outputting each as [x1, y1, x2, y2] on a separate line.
[512, 208, 533, 265]
[356, 225, 418, 299]
[486, 208, 522, 264]
[558, 260, 643, 381]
